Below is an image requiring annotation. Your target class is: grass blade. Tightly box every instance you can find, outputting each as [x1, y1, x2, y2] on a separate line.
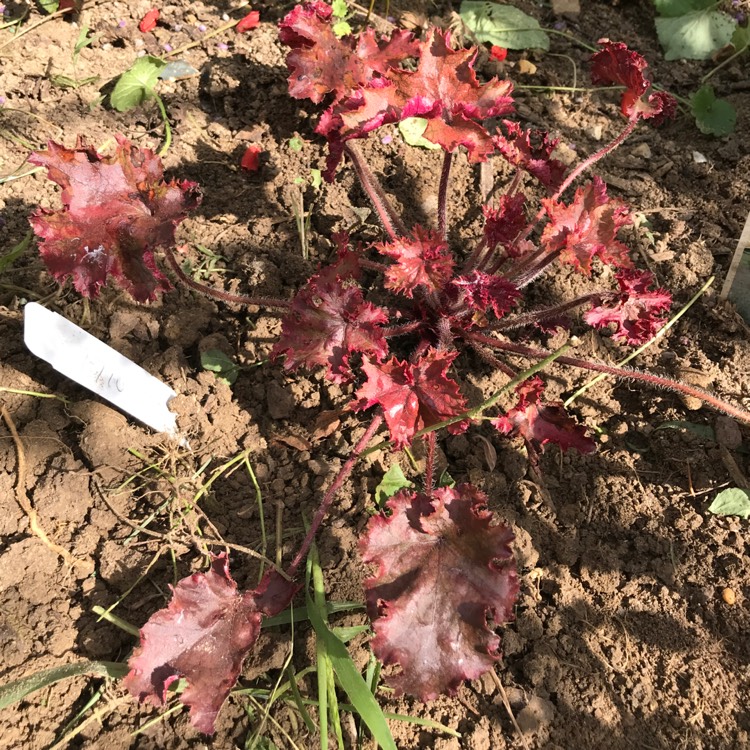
[305, 582, 396, 749]
[0, 661, 127, 709]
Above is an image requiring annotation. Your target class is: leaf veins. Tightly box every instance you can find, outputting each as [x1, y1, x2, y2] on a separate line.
[29, 136, 200, 301]
[360, 485, 518, 699]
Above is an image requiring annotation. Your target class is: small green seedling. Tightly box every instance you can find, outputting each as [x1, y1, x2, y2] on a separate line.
[708, 487, 750, 519]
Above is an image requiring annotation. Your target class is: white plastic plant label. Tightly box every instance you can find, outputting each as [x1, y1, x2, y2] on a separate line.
[24, 302, 179, 437]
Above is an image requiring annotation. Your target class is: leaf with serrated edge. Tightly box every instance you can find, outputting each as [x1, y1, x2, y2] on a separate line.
[330, 29, 514, 163]
[28, 136, 200, 301]
[361, 485, 518, 699]
[272, 251, 389, 383]
[354, 349, 468, 448]
[279, 1, 417, 104]
[541, 176, 633, 274]
[125, 555, 298, 734]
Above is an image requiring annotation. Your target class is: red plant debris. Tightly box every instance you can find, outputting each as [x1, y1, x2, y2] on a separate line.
[237, 10, 260, 33]
[361, 485, 518, 699]
[28, 136, 200, 301]
[490, 45, 508, 62]
[240, 144, 263, 171]
[138, 9, 160, 33]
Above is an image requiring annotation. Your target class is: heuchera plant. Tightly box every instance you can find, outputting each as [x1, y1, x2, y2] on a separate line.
[28, 4, 750, 734]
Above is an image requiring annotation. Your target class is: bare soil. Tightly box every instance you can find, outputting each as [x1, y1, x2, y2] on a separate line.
[1, 1, 749, 749]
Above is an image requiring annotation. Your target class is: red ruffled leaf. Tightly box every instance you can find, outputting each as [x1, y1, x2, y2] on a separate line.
[376, 226, 454, 297]
[591, 39, 676, 126]
[354, 349, 468, 448]
[361, 485, 518, 699]
[481, 193, 527, 256]
[541, 176, 632, 274]
[279, 2, 418, 104]
[124, 555, 298, 734]
[272, 252, 389, 383]
[28, 136, 201, 301]
[493, 376, 596, 455]
[584, 269, 671, 345]
[450, 271, 520, 322]
[493, 120, 566, 193]
[329, 29, 514, 162]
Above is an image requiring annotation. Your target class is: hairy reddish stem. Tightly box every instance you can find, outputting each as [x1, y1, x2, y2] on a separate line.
[505, 119, 639, 284]
[463, 331, 750, 425]
[424, 432, 436, 495]
[287, 414, 383, 578]
[493, 292, 610, 331]
[345, 143, 407, 240]
[164, 246, 291, 309]
[384, 321, 425, 338]
[437, 151, 452, 240]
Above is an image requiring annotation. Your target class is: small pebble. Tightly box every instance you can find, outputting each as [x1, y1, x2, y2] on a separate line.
[217, 42, 228, 51]
[692, 151, 708, 164]
[198, 23, 207, 32]
[381, 134, 392, 144]
[118, 19, 126, 28]
[222, 13, 229, 21]
[172, 23, 182, 32]
[722, 587, 736, 605]
[163, 43, 173, 52]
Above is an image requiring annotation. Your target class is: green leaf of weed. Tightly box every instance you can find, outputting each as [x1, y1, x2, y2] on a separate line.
[374, 464, 414, 507]
[707, 487, 750, 519]
[655, 8, 736, 60]
[398, 118, 442, 150]
[200, 349, 240, 385]
[110, 56, 166, 112]
[690, 85, 736, 136]
[653, 0, 715, 18]
[459, 1, 550, 50]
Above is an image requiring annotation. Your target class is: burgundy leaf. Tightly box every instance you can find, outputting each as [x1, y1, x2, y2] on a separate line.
[450, 271, 520, 322]
[124, 555, 298, 734]
[376, 226, 454, 297]
[494, 121, 566, 193]
[354, 349, 468, 448]
[541, 176, 633, 274]
[279, 2, 417, 104]
[590, 39, 677, 126]
[272, 252, 389, 383]
[324, 29, 514, 168]
[584, 269, 671, 345]
[29, 136, 200, 301]
[493, 376, 596, 455]
[481, 193, 527, 256]
[361, 485, 518, 699]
